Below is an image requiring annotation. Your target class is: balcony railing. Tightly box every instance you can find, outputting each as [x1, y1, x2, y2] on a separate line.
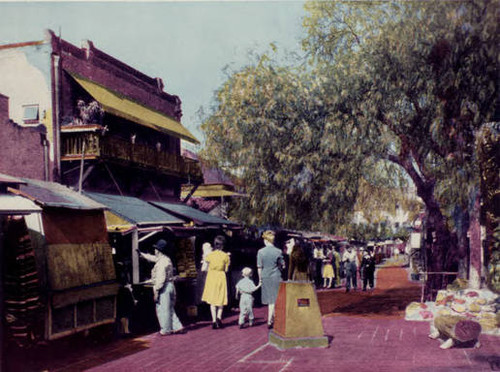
[61, 132, 202, 181]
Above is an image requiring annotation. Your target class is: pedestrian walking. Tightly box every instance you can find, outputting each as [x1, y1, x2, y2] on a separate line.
[312, 243, 325, 288]
[287, 238, 309, 281]
[138, 238, 185, 336]
[333, 246, 341, 288]
[202, 235, 230, 329]
[342, 245, 358, 292]
[358, 247, 365, 285]
[322, 247, 334, 288]
[235, 267, 261, 329]
[195, 241, 213, 319]
[361, 246, 376, 291]
[257, 230, 284, 329]
[275, 230, 291, 281]
[114, 260, 136, 335]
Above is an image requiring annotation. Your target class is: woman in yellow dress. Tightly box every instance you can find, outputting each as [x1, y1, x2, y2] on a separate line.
[322, 247, 335, 288]
[202, 235, 230, 329]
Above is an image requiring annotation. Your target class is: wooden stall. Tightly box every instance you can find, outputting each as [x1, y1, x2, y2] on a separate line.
[84, 192, 242, 328]
[0, 179, 43, 367]
[6, 178, 118, 341]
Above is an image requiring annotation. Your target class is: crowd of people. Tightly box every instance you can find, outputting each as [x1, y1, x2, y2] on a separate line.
[138, 230, 379, 336]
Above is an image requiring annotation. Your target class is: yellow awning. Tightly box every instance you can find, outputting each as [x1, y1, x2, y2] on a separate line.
[181, 184, 246, 198]
[69, 73, 199, 144]
[104, 210, 135, 232]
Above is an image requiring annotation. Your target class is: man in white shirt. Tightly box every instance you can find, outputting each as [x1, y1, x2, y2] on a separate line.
[342, 245, 358, 292]
[139, 239, 184, 335]
[312, 245, 324, 288]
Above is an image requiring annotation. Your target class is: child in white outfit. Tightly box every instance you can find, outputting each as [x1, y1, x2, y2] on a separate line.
[235, 267, 261, 329]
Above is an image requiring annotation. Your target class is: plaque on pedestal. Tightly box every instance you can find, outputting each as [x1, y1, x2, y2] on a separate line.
[269, 281, 329, 349]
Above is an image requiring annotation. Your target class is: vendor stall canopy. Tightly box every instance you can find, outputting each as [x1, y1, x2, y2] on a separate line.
[150, 200, 239, 227]
[0, 172, 41, 214]
[0, 195, 42, 215]
[10, 178, 106, 210]
[84, 192, 184, 232]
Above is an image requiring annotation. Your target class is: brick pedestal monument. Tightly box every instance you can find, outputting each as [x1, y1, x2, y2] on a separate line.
[269, 281, 329, 349]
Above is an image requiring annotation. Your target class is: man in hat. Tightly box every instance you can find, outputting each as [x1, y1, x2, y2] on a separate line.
[342, 245, 358, 292]
[257, 230, 284, 329]
[138, 238, 185, 335]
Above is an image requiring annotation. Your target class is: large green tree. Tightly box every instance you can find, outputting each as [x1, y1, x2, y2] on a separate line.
[201, 0, 497, 297]
[201, 60, 364, 231]
[302, 0, 498, 296]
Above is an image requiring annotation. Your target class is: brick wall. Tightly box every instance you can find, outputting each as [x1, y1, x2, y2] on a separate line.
[52, 32, 182, 157]
[50, 32, 182, 123]
[0, 93, 8, 126]
[0, 119, 47, 180]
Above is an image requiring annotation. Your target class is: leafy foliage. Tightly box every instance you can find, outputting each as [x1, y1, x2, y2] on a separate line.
[302, 0, 498, 294]
[201, 57, 365, 230]
[303, 0, 497, 219]
[201, 0, 498, 275]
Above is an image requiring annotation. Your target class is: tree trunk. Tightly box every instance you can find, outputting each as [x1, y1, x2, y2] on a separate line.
[390, 152, 461, 300]
[414, 178, 458, 301]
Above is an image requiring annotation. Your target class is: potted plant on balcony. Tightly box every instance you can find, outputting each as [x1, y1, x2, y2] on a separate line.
[76, 100, 104, 125]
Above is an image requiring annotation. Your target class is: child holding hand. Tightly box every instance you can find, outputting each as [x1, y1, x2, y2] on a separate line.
[235, 267, 261, 329]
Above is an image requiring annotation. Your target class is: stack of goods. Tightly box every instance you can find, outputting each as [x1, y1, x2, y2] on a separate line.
[175, 238, 197, 278]
[405, 301, 437, 321]
[405, 287, 499, 336]
[4, 216, 43, 346]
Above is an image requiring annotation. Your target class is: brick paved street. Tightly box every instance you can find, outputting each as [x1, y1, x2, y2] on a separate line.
[6, 266, 500, 372]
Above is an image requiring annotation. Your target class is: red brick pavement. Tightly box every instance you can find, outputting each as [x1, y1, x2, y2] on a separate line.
[6, 267, 500, 372]
[316, 265, 423, 319]
[82, 309, 499, 372]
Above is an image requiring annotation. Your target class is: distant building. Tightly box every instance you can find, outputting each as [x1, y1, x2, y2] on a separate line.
[0, 30, 202, 200]
[181, 149, 246, 218]
[352, 187, 422, 233]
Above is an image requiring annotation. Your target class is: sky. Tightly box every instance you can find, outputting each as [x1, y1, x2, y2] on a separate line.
[0, 1, 307, 150]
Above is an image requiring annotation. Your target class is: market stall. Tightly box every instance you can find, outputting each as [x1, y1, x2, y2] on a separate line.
[85, 192, 242, 329]
[5, 178, 117, 341]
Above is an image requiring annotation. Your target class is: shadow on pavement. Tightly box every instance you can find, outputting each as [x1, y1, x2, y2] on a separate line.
[319, 287, 421, 317]
[5, 326, 150, 372]
[472, 355, 500, 371]
[317, 266, 422, 318]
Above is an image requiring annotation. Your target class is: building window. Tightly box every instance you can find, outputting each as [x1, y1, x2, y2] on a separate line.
[23, 104, 40, 124]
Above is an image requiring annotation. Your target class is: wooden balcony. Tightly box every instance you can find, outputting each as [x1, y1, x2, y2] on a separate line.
[61, 132, 202, 181]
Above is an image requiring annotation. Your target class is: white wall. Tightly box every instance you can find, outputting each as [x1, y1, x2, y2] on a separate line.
[0, 46, 51, 127]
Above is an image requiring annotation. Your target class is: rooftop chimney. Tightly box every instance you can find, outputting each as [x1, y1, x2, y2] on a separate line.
[81, 40, 95, 60]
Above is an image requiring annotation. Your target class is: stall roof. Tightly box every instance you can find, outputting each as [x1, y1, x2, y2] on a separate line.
[0, 173, 27, 185]
[0, 195, 42, 214]
[10, 179, 106, 210]
[85, 192, 184, 226]
[150, 201, 239, 227]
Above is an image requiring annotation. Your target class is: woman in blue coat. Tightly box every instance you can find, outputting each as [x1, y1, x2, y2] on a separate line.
[257, 230, 284, 329]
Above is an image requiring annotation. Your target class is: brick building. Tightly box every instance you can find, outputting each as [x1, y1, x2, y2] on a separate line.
[0, 29, 202, 200]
